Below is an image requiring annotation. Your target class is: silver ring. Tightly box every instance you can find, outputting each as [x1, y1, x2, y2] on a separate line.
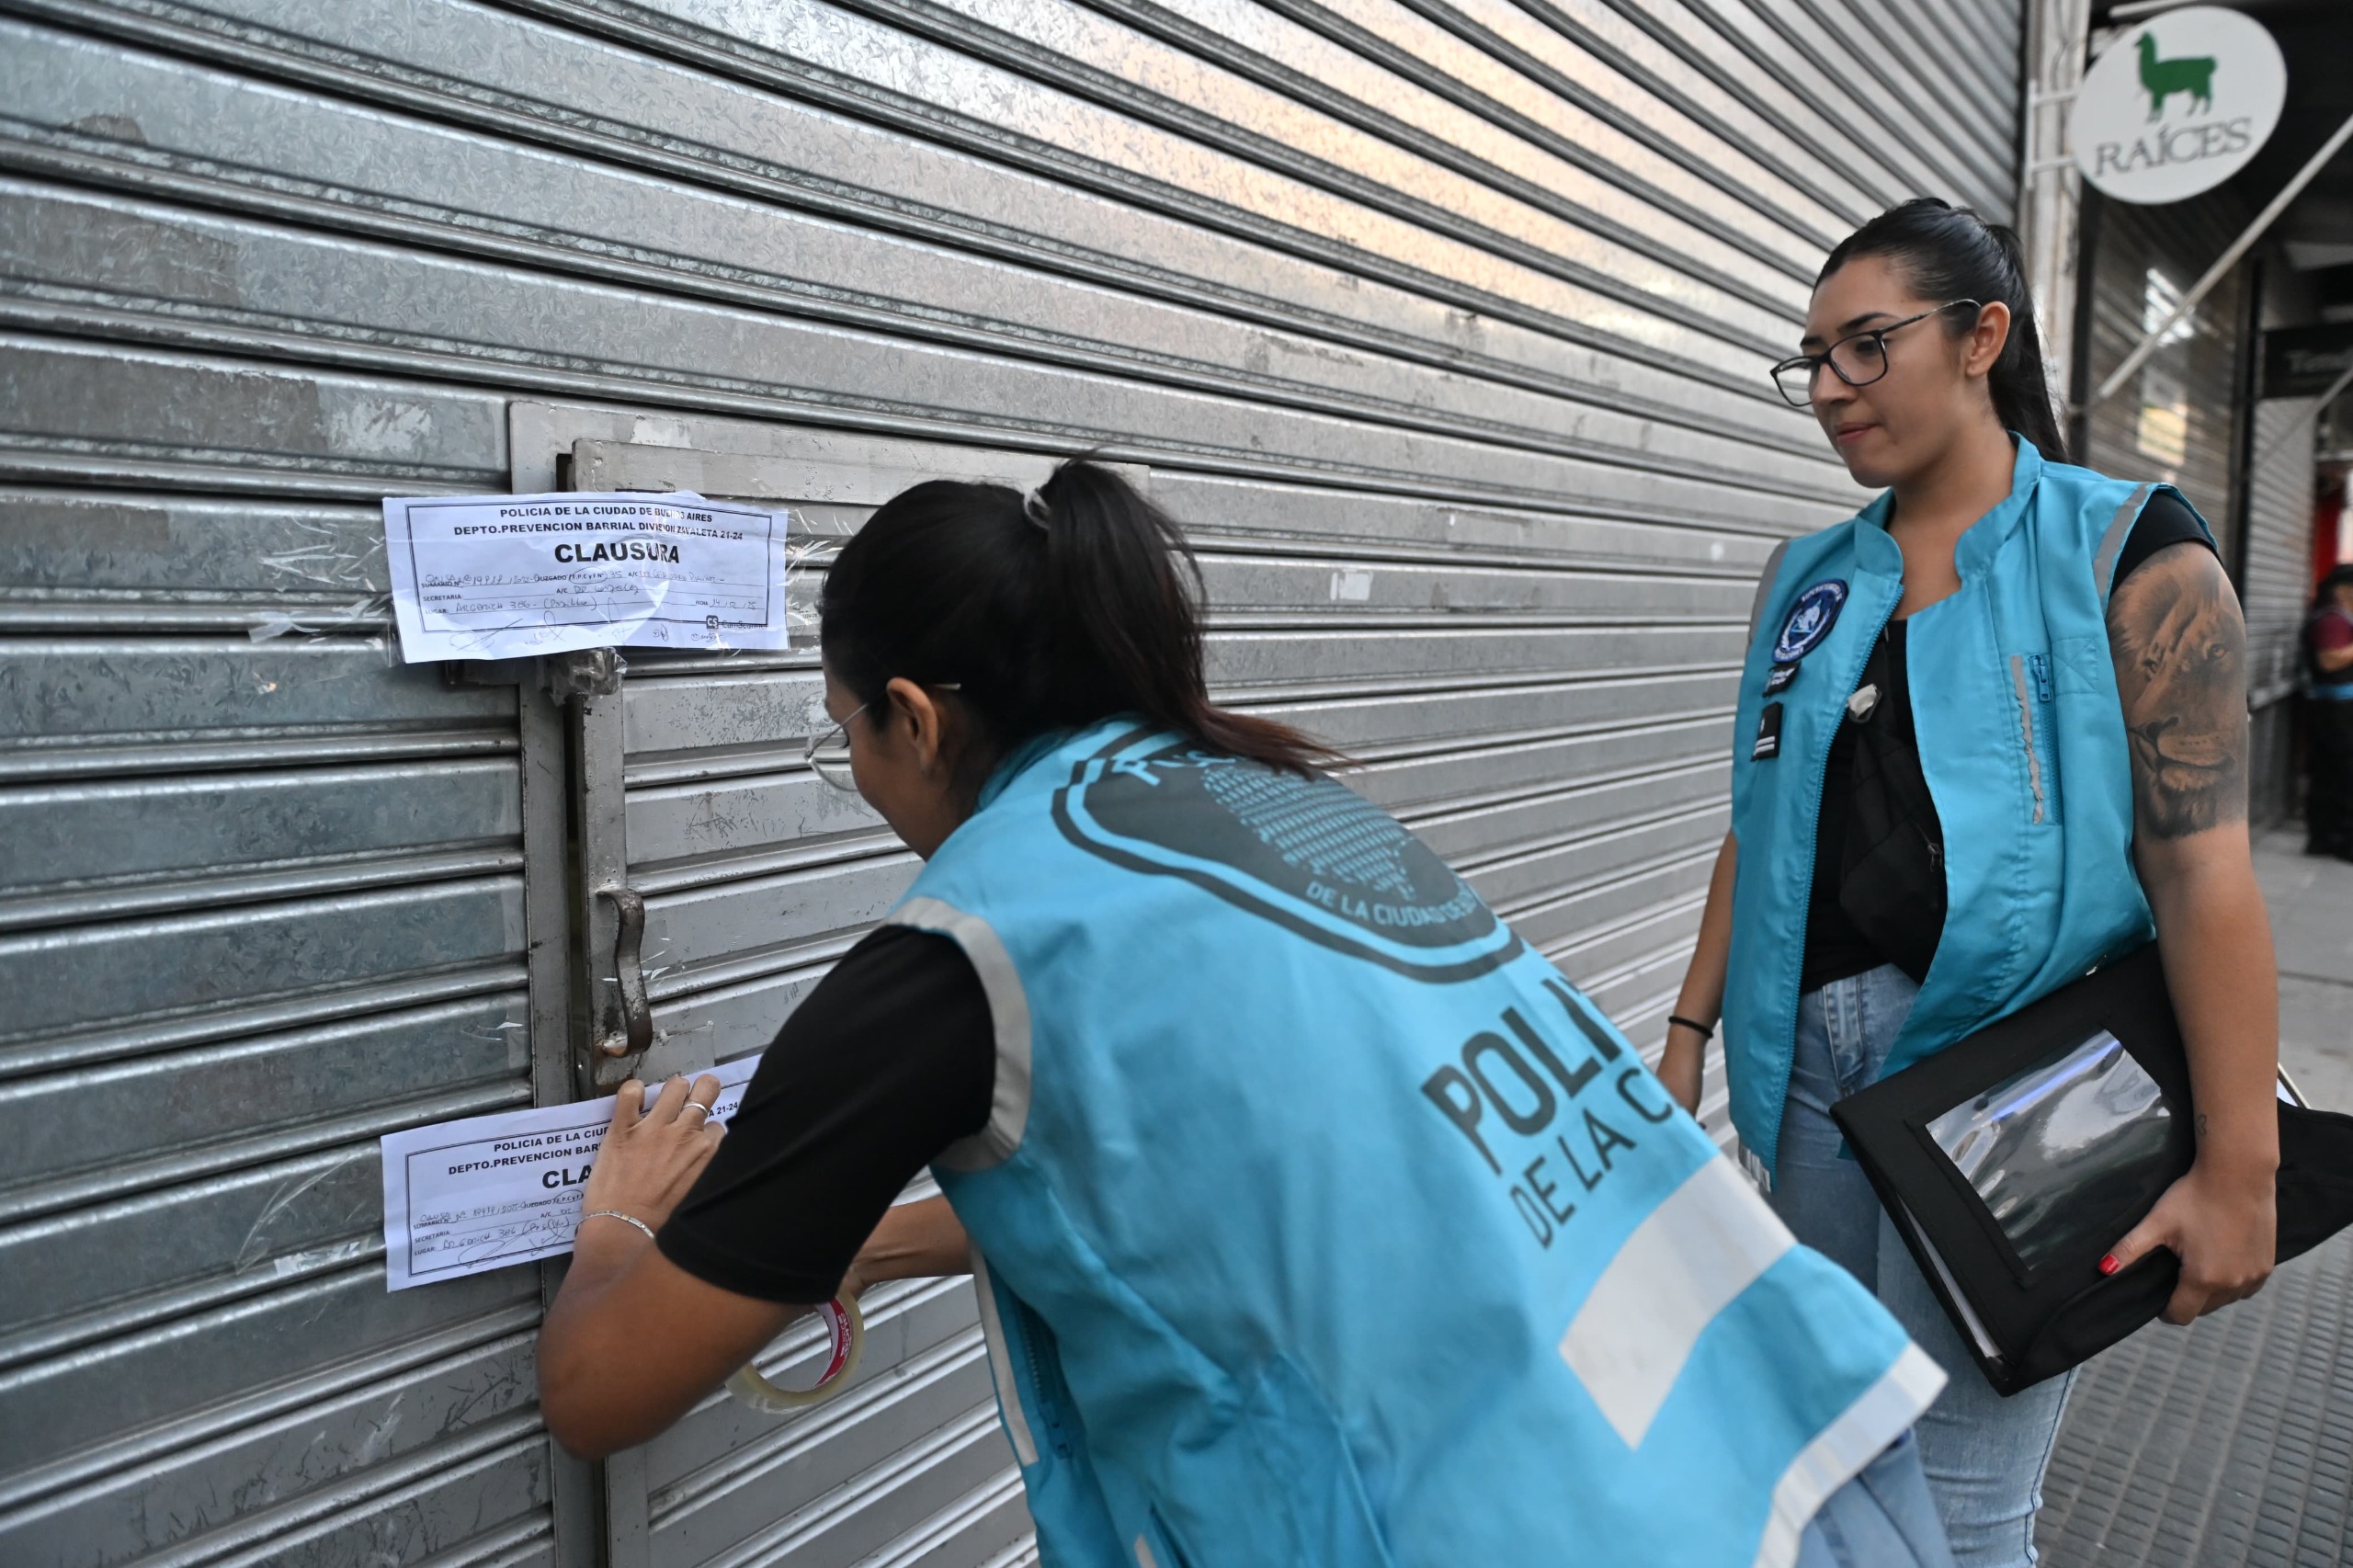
[681, 1101, 712, 1119]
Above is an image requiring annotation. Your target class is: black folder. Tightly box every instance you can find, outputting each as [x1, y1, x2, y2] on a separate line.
[1830, 943, 2353, 1395]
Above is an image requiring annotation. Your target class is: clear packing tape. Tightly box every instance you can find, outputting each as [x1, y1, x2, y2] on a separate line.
[728, 1293, 865, 1413]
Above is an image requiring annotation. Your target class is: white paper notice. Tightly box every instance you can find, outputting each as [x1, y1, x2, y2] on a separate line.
[382, 491, 790, 662]
[380, 1056, 761, 1291]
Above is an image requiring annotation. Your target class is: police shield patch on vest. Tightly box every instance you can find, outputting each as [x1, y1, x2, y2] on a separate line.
[1774, 580, 1848, 664]
[1051, 731, 1523, 981]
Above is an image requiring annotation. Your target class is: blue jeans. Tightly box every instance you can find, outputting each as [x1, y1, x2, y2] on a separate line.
[1797, 1434, 1956, 1568]
[1769, 965, 2074, 1568]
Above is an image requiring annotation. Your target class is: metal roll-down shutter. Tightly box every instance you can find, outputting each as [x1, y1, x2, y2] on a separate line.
[2079, 192, 2251, 529]
[0, 0, 2025, 1562]
[0, 344, 569, 1565]
[2243, 396, 2321, 824]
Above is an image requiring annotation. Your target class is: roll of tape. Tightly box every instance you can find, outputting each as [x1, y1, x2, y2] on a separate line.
[726, 1294, 865, 1413]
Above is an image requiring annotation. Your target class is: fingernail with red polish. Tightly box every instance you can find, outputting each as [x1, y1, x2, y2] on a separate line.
[2099, 1254, 2120, 1276]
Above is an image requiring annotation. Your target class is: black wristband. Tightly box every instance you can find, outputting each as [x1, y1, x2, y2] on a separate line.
[1667, 1014, 1715, 1042]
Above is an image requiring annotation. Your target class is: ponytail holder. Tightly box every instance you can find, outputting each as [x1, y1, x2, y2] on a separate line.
[1022, 488, 1051, 530]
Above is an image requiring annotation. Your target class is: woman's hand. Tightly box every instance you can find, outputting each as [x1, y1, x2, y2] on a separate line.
[578, 1074, 725, 1234]
[2103, 1155, 2277, 1324]
[1658, 1024, 1706, 1116]
[540, 1074, 793, 1459]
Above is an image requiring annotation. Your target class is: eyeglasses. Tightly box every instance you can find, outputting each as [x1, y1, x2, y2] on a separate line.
[802, 684, 962, 794]
[1769, 300, 1982, 408]
[803, 702, 868, 792]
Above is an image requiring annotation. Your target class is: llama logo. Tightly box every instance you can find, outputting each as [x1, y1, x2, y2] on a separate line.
[2137, 31, 2217, 122]
[2074, 7, 2283, 205]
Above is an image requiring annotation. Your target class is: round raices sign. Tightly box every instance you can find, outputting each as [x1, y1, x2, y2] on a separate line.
[2074, 7, 2285, 204]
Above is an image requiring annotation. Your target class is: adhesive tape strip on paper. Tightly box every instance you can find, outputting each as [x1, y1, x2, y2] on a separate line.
[726, 1295, 864, 1413]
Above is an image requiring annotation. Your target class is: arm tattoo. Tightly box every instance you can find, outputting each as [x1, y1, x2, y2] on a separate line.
[2106, 541, 2248, 839]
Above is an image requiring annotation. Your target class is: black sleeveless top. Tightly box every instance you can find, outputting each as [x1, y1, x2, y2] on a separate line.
[1797, 492, 2211, 994]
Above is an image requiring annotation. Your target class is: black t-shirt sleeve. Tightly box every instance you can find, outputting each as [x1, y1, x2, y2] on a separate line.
[2113, 489, 2214, 587]
[656, 926, 995, 1302]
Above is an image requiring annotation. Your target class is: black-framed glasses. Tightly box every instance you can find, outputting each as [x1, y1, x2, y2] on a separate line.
[802, 684, 963, 793]
[1769, 299, 1983, 407]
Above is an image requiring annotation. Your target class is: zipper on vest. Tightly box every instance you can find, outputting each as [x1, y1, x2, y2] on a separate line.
[1010, 1294, 1079, 1461]
[969, 1251, 1043, 1468]
[2008, 654, 2048, 825]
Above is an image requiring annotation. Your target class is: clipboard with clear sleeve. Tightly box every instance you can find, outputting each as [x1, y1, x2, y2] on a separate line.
[1831, 943, 2353, 1395]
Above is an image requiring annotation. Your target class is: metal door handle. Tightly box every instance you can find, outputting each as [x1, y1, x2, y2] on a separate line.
[597, 885, 654, 1059]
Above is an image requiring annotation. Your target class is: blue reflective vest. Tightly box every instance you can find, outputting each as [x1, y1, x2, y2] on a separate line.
[1724, 438, 2191, 1177]
[892, 721, 1941, 1568]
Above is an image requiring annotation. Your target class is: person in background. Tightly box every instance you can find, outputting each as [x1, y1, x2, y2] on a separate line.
[536, 459, 1958, 1567]
[2304, 565, 2353, 859]
[1660, 199, 2279, 1568]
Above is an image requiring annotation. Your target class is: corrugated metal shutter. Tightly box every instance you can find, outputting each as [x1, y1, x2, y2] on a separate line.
[0, 344, 576, 1564]
[2245, 397, 2319, 823]
[0, 0, 2023, 1562]
[2079, 191, 2250, 531]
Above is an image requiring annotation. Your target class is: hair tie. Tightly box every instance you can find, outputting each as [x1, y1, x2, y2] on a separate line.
[1022, 488, 1051, 530]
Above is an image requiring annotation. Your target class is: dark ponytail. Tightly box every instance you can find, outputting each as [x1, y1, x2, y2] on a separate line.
[1817, 197, 2068, 462]
[819, 458, 1334, 795]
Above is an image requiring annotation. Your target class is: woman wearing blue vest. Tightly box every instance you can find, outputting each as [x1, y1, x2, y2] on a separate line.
[537, 461, 1961, 1566]
[1660, 199, 2281, 1568]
